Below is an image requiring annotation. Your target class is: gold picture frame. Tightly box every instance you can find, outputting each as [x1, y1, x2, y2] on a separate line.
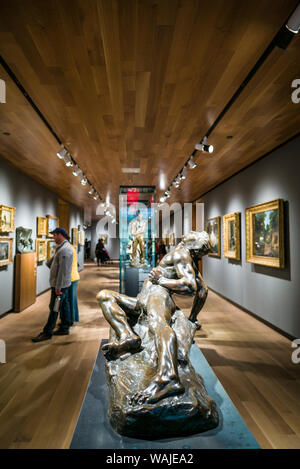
[170, 232, 175, 246]
[46, 215, 59, 237]
[0, 237, 13, 266]
[99, 234, 108, 245]
[246, 199, 284, 268]
[206, 216, 221, 257]
[36, 239, 47, 262]
[37, 217, 47, 236]
[47, 240, 56, 259]
[0, 205, 16, 233]
[79, 230, 85, 246]
[72, 228, 78, 247]
[223, 212, 241, 261]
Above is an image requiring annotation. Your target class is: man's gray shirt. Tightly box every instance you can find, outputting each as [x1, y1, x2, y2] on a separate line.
[46, 240, 73, 290]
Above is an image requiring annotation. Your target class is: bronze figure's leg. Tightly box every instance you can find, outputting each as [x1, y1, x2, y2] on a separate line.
[97, 290, 141, 359]
[130, 290, 184, 405]
[138, 235, 145, 262]
[132, 238, 137, 260]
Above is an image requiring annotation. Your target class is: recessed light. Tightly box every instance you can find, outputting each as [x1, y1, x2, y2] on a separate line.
[226, 135, 233, 139]
[3, 132, 10, 136]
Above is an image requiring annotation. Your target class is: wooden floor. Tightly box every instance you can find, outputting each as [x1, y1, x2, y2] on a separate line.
[0, 261, 299, 449]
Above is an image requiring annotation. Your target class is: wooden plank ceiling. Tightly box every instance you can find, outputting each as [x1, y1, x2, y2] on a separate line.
[0, 0, 299, 217]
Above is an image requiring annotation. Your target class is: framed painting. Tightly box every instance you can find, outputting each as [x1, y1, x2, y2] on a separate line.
[223, 212, 241, 261]
[0, 205, 16, 233]
[36, 239, 47, 262]
[37, 217, 47, 236]
[0, 237, 13, 267]
[72, 228, 78, 247]
[246, 199, 284, 268]
[100, 234, 108, 245]
[47, 240, 56, 259]
[79, 230, 85, 246]
[170, 232, 175, 246]
[46, 215, 59, 237]
[206, 216, 221, 257]
[162, 234, 170, 248]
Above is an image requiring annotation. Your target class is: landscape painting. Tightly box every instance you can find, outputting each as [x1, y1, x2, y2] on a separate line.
[0, 205, 15, 233]
[0, 237, 13, 266]
[223, 212, 241, 261]
[246, 199, 284, 268]
[206, 216, 221, 257]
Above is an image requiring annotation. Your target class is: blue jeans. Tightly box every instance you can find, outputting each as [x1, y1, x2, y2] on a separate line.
[43, 287, 72, 335]
[69, 281, 79, 323]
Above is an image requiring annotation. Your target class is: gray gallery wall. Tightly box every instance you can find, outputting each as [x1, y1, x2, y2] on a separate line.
[0, 157, 84, 317]
[202, 136, 300, 338]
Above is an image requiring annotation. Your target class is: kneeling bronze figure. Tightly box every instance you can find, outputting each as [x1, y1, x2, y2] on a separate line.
[97, 231, 219, 439]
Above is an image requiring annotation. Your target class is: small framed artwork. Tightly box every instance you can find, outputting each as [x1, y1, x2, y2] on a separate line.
[162, 234, 170, 247]
[0, 237, 13, 267]
[100, 234, 108, 245]
[0, 205, 16, 233]
[37, 217, 47, 236]
[79, 230, 85, 246]
[206, 216, 221, 257]
[223, 212, 241, 261]
[246, 199, 284, 268]
[46, 215, 59, 237]
[72, 228, 78, 247]
[36, 239, 47, 262]
[47, 240, 56, 259]
[170, 232, 175, 246]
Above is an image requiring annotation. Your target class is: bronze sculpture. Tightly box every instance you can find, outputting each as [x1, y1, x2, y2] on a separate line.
[128, 211, 147, 267]
[97, 231, 219, 438]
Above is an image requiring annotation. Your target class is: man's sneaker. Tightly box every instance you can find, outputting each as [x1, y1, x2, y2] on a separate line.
[53, 329, 69, 336]
[32, 332, 52, 342]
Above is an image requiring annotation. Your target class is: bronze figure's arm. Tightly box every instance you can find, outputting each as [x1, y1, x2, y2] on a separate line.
[149, 252, 197, 295]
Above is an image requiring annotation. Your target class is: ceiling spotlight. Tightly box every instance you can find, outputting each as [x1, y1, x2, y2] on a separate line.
[88, 186, 94, 195]
[80, 176, 87, 186]
[63, 153, 73, 167]
[164, 191, 171, 199]
[72, 165, 82, 177]
[286, 3, 300, 33]
[195, 137, 214, 154]
[172, 180, 179, 188]
[180, 166, 187, 180]
[160, 196, 166, 203]
[188, 155, 197, 169]
[93, 193, 100, 200]
[57, 145, 68, 159]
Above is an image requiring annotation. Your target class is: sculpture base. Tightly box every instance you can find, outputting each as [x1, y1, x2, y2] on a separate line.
[70, 339, 260, 449]
[105, 310, 219, 439]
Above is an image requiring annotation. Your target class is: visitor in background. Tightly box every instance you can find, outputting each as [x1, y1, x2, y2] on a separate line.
[95, 238, 105, 266]
[158, 240, 167, 262]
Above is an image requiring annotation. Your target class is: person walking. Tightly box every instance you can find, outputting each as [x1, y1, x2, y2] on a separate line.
[32, 227, 73, 342]
[95, 238, 105, 266]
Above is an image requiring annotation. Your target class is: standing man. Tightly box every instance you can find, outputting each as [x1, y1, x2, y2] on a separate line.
[32, 227, 73, 342]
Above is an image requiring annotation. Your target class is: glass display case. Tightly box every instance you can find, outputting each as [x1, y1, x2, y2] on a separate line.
[119, 187, 156, 296]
